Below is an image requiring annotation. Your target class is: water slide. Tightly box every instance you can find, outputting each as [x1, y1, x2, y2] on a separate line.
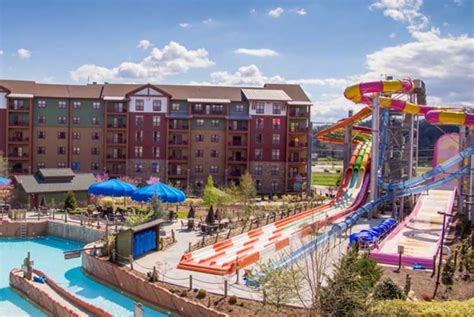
[178, 119, 373, 275]
[271, 79, 474, 269]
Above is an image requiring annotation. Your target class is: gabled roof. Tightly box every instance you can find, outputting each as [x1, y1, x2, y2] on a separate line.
[14, 173, 96, 194]
[264, 84, 311, 102]
[34, 84, 70, 98]
[68, 84, 103, 99]
[0, 80, 36, 95]
[242, 88, 292, 101]
[39, 168, 75, 178]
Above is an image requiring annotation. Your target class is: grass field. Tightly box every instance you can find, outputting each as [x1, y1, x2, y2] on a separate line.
[312, 172, 341, 186]
[416, 166, 431, 176]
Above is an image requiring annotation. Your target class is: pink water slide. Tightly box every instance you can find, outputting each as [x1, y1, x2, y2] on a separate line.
[369, 189, 456, 270]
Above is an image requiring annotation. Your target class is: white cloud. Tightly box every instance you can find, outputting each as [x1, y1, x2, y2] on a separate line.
[70, 41, 215, 82]
[389, 32, 397, 38]
[443, 22, 449, 27]
[292, 8, 307, 16]
[250, 9, 256, 14]
[137, 40, 151, 50]
[370, 0, 428, 32]
[204, 64, 284, 86]
[0, 50, 3, 55]
[17, 48, 32, 59]
[453, 0, 463, 6]
[202, 18, 213, 25]
[179, 23, 191, 28]
[234, 48, 279, 57]
[268, 7, 284, 18]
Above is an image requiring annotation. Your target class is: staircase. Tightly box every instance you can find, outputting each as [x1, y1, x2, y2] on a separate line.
[19, 222, 27, 238]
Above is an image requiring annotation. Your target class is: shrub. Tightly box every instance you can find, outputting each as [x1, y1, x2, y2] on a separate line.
[228, 295, 237, 305]
[196, 288, 207, 299]
[180, 290, 188, 297]
[369, 298, 474, 316]
[442, 255, 456, 289]
[101, 197, 114, 209]
[373, 278, 406, 301]
[64, 191, 77, 211]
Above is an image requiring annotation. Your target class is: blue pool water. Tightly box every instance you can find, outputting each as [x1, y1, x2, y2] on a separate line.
[0, 236, 172, 316]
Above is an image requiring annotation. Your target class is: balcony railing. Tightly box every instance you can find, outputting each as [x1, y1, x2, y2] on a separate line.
[289, 127, 309, 133]
[228, 156, 247, 162]
[228, 141, 247, 147]
[289, 142, 308, 148]
[9, 121, 29, 127]
[107, 123, 127, 129]
[9, 105, 29, 111]
[288, 173, 308, 178]
[9, 152, 29, 159]
[289, 111, 308, 117]
[108, 108, 127, 114]
[229, 171, 243, 177]
[169, 156, 188, 161]
[228, 125, 248, 131]
[169, 140, 189, 145]
[106, 154, 126, 159]
[169, 125, 189, 130]
[9, 167, 29, 174]
[107, 139, 127, 145]
[8, 137, 29, 142]
[289, 157, 306, 163]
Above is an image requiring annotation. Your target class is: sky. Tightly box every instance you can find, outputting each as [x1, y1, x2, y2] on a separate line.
[0, 0, 473, 122]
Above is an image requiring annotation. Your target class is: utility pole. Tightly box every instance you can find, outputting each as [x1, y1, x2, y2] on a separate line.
[343, 110, 353, 173]
[369, 93, 380, 218]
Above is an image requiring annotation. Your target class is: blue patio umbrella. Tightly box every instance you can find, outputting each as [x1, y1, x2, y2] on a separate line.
[131, 182, 186, 203]
[88, 179, 137, 197]
[0, 177, 11, 186]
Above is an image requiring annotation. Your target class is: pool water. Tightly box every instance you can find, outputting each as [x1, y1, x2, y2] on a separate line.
[0, 236, 172, 316]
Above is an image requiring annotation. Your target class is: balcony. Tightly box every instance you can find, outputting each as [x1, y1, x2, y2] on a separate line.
[9, 121, 29, 127]
[8, 137, 29, 143]
[169, 155, 188, 162]
[228, 156, 247, 163]
[107, 139, 127, 146]
[289, 127, 309, 133]
[9, 105, 30, 112]
[288, 157, 306, 163]
[106, 154, 126, 160]
[289, 141, 308, 148]
[169, 124, 189, 130]
[228, 125, 248, 132]
[107, 107, 127, 114]
[228, 140, 247, 147]
[289, 111, 308, 117]
[9, 167, 29, 174]
[169, 140, 189, 146]
[8, 152, 29, 160]
[168, 171, 187, 178]
[288, 172, 308, 178]
[228, 171, 243, 178]
[192, 108, 225, 116]
[107, 123, 127, 129]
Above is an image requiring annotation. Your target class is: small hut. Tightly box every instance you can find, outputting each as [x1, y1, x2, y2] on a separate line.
[115, 219, 165, 259]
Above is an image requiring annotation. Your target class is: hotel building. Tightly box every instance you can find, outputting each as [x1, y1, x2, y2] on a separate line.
[0, 80, 311, 194]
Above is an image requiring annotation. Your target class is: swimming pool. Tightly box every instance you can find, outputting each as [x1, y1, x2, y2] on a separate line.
[0, 236, 172, 316]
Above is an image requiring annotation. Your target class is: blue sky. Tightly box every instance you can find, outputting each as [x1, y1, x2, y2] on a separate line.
[1, 0, 473, 121]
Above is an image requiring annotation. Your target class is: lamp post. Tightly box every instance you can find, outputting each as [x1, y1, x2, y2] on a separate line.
[433, 211, 453, 299]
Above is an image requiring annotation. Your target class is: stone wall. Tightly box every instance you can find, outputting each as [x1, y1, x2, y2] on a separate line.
[9, 269, 80, 317]
[0, 219, 48, 237]
[47, 221, 104, 244]
[82, 247, 228, 317]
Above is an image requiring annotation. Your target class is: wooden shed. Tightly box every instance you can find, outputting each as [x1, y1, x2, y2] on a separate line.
[115, 219, 164, 260]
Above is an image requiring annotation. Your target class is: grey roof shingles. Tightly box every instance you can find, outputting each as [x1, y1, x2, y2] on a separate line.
[15, 173, 96, 194]
[39, 168, 75, 178]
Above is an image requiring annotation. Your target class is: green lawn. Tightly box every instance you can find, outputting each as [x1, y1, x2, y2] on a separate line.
[312, 172, 341, 187]
[416, 166, 431, 176]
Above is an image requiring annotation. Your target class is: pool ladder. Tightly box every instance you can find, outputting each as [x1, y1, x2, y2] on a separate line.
[19, 222, 27, 238]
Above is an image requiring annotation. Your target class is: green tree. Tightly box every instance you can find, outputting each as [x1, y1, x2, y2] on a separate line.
[373, 278, 407, 301]
[239, 172, 256, 212]
[63, 191, 77, 211]
[442, 255, 456, 289]
[202, 175, 218, 207]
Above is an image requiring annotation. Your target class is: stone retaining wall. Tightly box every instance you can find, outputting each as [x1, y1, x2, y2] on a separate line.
[47, 221, 104, 243]
[82, 246, 228, 317]
[9, 269, 80, 317]
[33, 268, 112, 317]
[0, 219, 48, 237]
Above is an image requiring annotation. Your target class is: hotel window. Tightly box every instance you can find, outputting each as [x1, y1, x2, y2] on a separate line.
[196, 119, 204, 127]
[113, 102, 124, 113]
[92, 102, 101, 110]
[211, 119, 219, 127]
[58, 101, 67, 109]
[152, 162, 160, 173]
[152, 147, 160, 158]
[57, 162, 66, 168]
[194, 104, 203, 112]
[210, 165, 218, 173]
[271, 180, 279, 191]
[91, 148, 100, 155]
[73, 132, 81, 140]
[135, 131, 144, 142]
[134, 146, 143, 158]
[210, 150, 219, 158]
[236, 104, 244, 112]
[38, 115, 46, 124]
[73, 101, 81, 109]
[135, 115, 144, 126]
[13, 99, 24, 108]
[37, 131, 46, 139]
[255, 149, 263, 161]
[271, 165, 279, 176]
[73, 147, 81, 155]
[256, 118, 264, 129]
[37, 147, 46, 155]
[91, 163, 100, 171]
[91, 132, 100, 140]
[272, 149, 280, 160]
[57, 132, 66, 139]
[255, 165, 263, 175]
[255, 102, 265, 114]
[72, 161, 81, 170]
[91, 117, 100, 125]
[256, 180, 262, 190]
[37, 100, 46, 108]
[256, 133, 263, 144]
[58, 116, 66, 124]
[73, 116, 81, 124]
[153, 100, 162, 111]
[211, 135, 219, 142]
[272, 134, 280, 145]
[195, 165, 203, 173]
[195, 134, 204, 142]
[172, 103, 180, 111]
[152, 116, 160, 127]
[196, 150, 204, 157]
[135, 99, 144, 111]
[211, 104, 224, 113]
[153, 131, 160, 142]
[272, 102, 282, 115]
[57, 147, 66, 155]
[37, 162, 46, 169]
[272, 118, 281, 129]
[135, 163, 143, 173]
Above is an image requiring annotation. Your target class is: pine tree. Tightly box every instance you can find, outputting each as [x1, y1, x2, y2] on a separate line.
[64, 191, 77, 211]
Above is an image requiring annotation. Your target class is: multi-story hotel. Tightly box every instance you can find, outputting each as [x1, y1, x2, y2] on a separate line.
[0, 80, 311, 194]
